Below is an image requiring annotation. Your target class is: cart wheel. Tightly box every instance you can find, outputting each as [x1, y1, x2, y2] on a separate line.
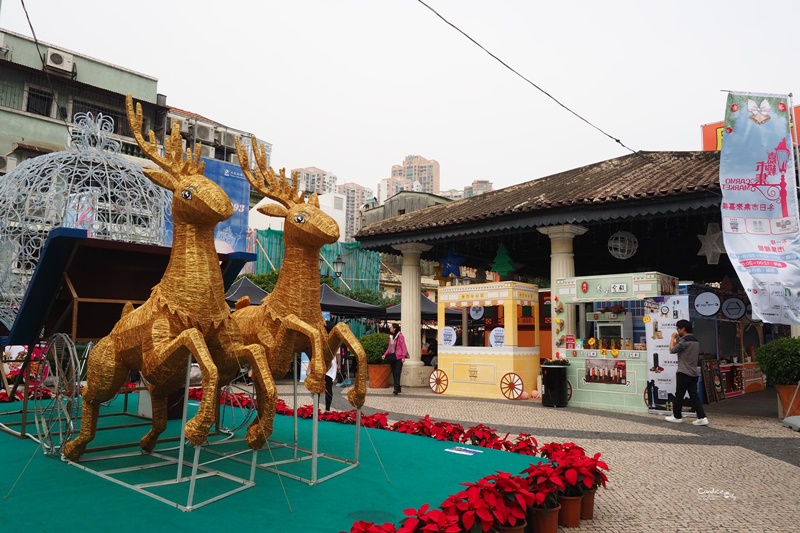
[34, 333, 81, 455]
[500, 372, 524, 400]
[429, 369, 448, 394]
[218, 372, 256, 433]
[566, 379, 573, 401]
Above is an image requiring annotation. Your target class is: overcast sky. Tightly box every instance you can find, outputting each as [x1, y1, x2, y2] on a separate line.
[2, 0, 800, 193]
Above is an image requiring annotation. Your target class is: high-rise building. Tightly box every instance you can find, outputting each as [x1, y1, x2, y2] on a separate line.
[337, 182, 373, 241]
[292, 166, 337, 195]
[464, 180, 494, 198]
[438, 188, 465, 201]
[391, 155, 440, 194]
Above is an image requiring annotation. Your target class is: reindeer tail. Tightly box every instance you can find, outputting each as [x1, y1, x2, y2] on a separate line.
[235, 296, 251, 310]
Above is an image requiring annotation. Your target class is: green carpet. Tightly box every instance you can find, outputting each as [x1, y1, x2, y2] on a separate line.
[0, 396, 539, 532]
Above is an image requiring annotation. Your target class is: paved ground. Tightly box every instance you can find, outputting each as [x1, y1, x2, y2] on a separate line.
[278, 379, 800, 532]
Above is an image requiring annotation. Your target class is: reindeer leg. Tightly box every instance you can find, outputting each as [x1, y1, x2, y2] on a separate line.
[213, 319, 276, 449]
[141, 386, 169, 453]
[145, 323, 219, 447]
[243, 344, 275, 448]
[330, 323, 367, 409]
[63, 337, 128, 461]
[273, 315, 326, 394]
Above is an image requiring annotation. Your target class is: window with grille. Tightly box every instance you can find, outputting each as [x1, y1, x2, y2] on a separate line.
[25, 86, 54, 117]
[73, 99, 129, 135]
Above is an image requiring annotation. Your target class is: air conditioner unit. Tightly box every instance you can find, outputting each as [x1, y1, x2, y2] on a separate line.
[193, 123, 215, 143]
[45, 48, 74, 74]
[219, 131, 238, 149]
[0, 156, 17, 173]
[167, 115, 189, 135]
[199, 145, 215, 159]
[228, 153, 240, 165]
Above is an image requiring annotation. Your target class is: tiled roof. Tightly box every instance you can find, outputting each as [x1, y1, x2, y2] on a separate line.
[166, 106, 218, 125]
[356, 151, 721, 240]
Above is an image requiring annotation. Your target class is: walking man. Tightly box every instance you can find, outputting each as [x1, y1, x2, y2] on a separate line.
[665, 319, 709, 426]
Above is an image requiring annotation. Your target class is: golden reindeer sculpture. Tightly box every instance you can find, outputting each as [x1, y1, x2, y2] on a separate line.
[232, 137, 367, 412]
[62, 96, 276, 461]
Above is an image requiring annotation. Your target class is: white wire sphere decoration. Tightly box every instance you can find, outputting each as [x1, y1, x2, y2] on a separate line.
[608, 231, 638, 259]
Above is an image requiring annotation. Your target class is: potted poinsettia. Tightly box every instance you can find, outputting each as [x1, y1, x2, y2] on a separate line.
[518, 462, 562, 533]
[548, 451, 593, 527]
[439, 472, 533, 533]
[580, 452, 609, 520]
[398, 503, 460, 533]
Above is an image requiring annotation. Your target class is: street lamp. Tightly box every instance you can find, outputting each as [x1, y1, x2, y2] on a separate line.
[333, 254, 345, 278]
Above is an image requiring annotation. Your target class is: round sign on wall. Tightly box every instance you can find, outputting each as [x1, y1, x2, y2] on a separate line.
[694, 292, 721, 317]
[440, 326, 457, 346]
[489, 327, 505, 347]
[469, 305, 485, 320]
[721, 297, 746, 320]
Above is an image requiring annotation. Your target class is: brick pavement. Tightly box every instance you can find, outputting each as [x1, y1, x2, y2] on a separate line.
[279, 381, 800, 532]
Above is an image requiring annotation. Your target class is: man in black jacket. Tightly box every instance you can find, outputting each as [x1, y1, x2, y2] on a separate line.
[665, 320, 709, 426]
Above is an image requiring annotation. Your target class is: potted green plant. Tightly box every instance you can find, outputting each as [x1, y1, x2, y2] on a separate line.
[360, 332, 392, 388]
[755, 337, 800, 417]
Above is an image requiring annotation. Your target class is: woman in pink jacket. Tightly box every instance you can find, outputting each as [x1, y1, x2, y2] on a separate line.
[382, 323, 407, 395]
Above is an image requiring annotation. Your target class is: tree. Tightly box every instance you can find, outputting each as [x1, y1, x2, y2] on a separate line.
[239, 271, 280, 293]
[346, 288, 400, 308]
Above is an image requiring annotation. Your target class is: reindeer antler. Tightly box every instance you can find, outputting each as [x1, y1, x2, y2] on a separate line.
[125, 94, 205, 190]
[235, 136, 305, 208]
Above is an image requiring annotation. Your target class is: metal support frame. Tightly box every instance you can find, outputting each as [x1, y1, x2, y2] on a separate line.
[215, 353, 361, 485]
[63, 357, 257, 511]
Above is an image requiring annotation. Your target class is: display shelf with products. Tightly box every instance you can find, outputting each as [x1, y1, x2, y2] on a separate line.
[719, 363, 744, 398]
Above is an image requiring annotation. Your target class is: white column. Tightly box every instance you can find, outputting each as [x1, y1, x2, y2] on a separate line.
[538, 224, 588, 347]
[392, 242, 432, 387]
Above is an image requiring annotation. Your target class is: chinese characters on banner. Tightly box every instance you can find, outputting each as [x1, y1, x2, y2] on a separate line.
[645, 296, 690, 412]
[719, 92, 800, 324]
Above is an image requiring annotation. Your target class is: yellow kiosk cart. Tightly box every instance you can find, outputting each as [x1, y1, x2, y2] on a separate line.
[431, 281, 540, 400]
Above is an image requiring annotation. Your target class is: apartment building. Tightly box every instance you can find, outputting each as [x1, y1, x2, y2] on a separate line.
[390, 154, 440, 195]
[0, 29, 271, 181]
[337, 182, 372, 241]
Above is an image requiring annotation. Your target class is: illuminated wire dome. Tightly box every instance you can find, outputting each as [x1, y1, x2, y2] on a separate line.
[0, 112, 171, 332]
[607, 230, 639, 260]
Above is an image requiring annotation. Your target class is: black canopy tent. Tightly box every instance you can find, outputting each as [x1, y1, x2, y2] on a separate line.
[224, 276, 269, 307]
[385, 293, 462, 324]
[319, 284, 386, 318]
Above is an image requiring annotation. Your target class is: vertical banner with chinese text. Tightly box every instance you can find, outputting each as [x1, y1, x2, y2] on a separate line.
[719, 92, 800, 324]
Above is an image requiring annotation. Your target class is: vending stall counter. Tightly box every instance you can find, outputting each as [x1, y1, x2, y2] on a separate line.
[553, 272, 679, 413]
[432, 281, 540, 400]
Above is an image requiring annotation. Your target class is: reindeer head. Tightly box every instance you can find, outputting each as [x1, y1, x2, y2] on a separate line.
[126, 95, 233, 227]
[236, 137, 339, 247]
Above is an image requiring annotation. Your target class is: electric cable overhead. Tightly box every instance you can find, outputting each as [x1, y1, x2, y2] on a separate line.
[417, 0, 720, 195]
[19, 0, 72, 134]
[416, 0, 636, 154]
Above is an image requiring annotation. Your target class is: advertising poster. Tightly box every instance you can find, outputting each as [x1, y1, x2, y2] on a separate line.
[719, 92, 800, 324]
[164, 158, 250, 253]
[585, 359, 626, 385]
[644, 296, 690, 412]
